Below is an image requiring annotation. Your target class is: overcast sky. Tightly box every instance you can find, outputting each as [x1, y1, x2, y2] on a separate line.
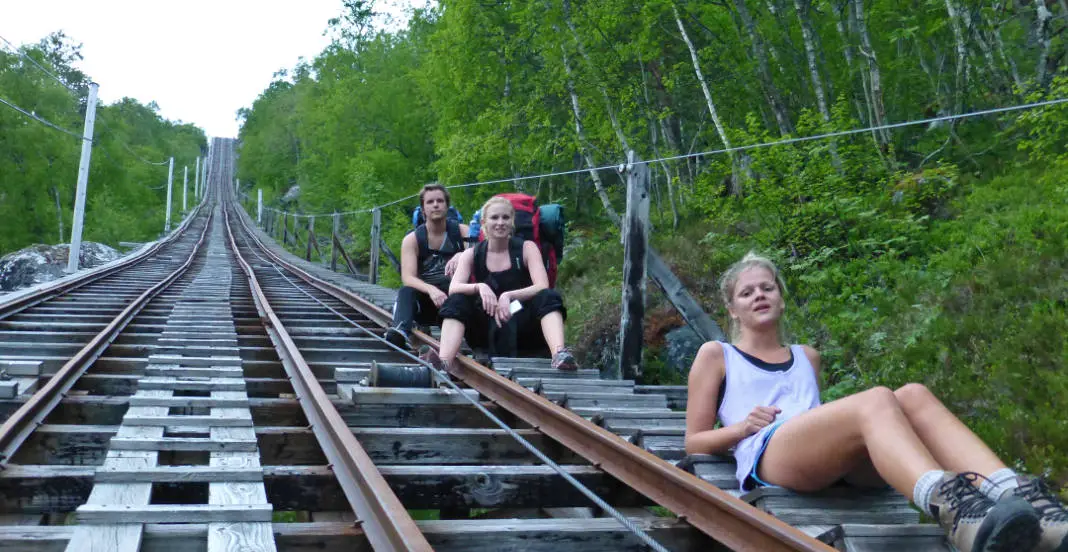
[4, 0, 418, 138]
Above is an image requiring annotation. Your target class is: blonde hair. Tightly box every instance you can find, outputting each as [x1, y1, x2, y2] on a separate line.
[480, 196, 515, 231]
[718, 251, 788, 343]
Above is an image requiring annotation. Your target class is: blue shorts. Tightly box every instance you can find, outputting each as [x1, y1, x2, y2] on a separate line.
[745, 420, 784, 490]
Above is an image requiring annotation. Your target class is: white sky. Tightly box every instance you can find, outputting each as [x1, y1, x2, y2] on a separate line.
[4, 0, 419, 138]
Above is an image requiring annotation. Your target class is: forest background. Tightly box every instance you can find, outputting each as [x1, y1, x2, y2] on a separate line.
[0, 32, 206, 255]
[4, 0, 1067, 490]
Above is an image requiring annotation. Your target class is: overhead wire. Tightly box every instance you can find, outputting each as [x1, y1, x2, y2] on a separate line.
[2, 34, 171, 167]
[262, 96, 1068, 219]
[0, 94, 85, 140]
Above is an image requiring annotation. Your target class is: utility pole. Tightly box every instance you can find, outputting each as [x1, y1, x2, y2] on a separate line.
[257, 189, 263, 224]
[182, 166, 188, 212]
[66, 82, 99, 274]
[164, 157, 174, 233]
[194, 157, 200, 201]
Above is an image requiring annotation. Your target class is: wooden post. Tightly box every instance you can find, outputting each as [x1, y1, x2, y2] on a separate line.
[282, 212, 289, 246]
[331, 213, 340, 272]
[380, 238, 401, 274]
[334, 233, 360, 276]
[306, 216, 315, 261]
[369, 208, 382, 285]
[616, 151, 650, 381]
[257, 189, 262, 225]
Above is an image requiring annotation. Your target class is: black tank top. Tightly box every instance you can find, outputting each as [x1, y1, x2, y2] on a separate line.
[416, 222, 462, 289]
[473, 238, 532, 296]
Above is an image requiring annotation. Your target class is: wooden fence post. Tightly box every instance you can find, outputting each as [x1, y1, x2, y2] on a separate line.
[332, 213, 340, 272]
[282, 212, 289, 246]
[369, 208, 382, 285]
[306, 216, 315, 261]
[617, 151, 650, 381]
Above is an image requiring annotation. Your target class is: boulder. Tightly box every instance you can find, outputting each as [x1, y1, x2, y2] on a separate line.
[281, 185, 301, 205]
[660, 325, 705, 376]
[0, 242, 123, 292]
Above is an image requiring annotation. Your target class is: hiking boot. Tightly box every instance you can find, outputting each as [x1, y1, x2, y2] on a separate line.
[1012, 476, 1068, 552]
[551, 347, 578, 371]
[384, 327, 411, 351]
[420, 348, 450, 374]
[928, 472, 1041, 552]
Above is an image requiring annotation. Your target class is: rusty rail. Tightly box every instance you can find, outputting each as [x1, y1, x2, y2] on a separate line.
[222, 207, 432, 552]
[0, 210, 214, 465]
[0, 201, 207, 320]
[227, 198, 833, 552]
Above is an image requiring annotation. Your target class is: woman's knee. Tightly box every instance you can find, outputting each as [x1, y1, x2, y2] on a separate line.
[530, 289, 566, 319]
[894, 382, 935, 411]
[856, 386, 903, 420]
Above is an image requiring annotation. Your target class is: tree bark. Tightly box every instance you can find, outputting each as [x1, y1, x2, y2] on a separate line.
[672, 2, 742, 195]
[1033, 1, 1054, 89]
[832, 0, 870, 125]
[731, 0, 794, 135]
[561, 0, 631, 153]
[793, 0, 843, 172]
[944, 0, 969, 115]
[990, 5, 1025, 92]
[851, 0, 890, 145]
[561, 46, 621, 224]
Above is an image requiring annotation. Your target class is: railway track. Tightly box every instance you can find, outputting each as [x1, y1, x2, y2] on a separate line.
[0, 138, 939, 551]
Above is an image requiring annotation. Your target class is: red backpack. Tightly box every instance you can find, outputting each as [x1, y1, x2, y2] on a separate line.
[477, 193, 559, 287]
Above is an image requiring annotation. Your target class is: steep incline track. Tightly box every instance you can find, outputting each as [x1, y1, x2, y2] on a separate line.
[0, 138, 834, 551]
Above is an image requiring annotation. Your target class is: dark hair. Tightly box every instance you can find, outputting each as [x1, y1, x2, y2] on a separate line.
[419, 183, 450, 208]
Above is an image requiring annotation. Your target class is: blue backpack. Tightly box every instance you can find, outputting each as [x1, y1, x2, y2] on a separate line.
[412, 205, 463, 228]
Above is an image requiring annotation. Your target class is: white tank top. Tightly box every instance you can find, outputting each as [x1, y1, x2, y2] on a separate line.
[716, 342, 821, 489]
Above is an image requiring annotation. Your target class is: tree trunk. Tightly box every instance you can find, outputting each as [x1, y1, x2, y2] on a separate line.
[1033, 1, 1054, 89]
[851, 0, 890, 145]
[561, 46, 621, 224]
[990, 6, 1025, 92]
[944, 0, 969, 115]
[561, 0, 631, 153]
[52, 186, 64, 243]
[731, 0, 794, 135]
[640, 53, 680, 228]
[672, 2, 742, 195]
[832, 0, 870, 125]
[793, 0, 843, 173]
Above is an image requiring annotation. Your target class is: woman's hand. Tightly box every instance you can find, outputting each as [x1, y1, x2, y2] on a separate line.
[494, 292, 514, 327]
[478, 283, 497, 316]
[738, 405, 781, 438]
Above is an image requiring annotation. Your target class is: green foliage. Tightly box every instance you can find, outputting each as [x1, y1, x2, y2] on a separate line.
[0, 34, 205, 256]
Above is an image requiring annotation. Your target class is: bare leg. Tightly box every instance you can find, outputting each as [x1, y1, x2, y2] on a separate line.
[438, 318, 466, 364]
[894, 383, 1007, 477]
[757, 387, 941, 500]
[539, 311, 566, 355]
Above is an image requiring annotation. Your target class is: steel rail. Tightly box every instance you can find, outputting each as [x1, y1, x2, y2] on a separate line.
[226, 197, 833, 552]
[222, 208, 432, 552]
[0, 200, 208, 320]
[0, 210, 214, 465]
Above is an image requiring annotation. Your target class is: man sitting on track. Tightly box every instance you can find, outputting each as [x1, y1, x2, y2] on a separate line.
[384, 183, 468, 350]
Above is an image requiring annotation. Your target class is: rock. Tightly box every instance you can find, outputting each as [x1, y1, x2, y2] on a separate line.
[585, 331, 620, 378]
[0, 242, 123, 292]
[660, 325, 705, 376]
[281, 185, 301, 205]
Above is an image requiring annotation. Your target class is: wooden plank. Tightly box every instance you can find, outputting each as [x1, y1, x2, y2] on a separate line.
[144, 366, 243, 378]
[380, 237, 401, 274]
[617, 151, 650, 381]
[208, 417, 275, 551]
[65, 394, 170, 552]
[127, 396, 249, 408]
[147, 355, 243, 367]
[306, 215, 315, 261]
[108, 437, 257, 452]
[95, 466, 263, 483]
[646, 249, 725, 342]
[0, 381, 17, 399]
[121, 415, 253, 428]
[138, 377, 246, 392]
[76, 504, 273, 524]
[0, 360, 42, 376]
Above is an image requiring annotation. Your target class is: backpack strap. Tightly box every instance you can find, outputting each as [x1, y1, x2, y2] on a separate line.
[414, 224, 430, 262]
[446, 219, 464, 252]
[473, 240, 489, 283]
[508, 237, 526, 272]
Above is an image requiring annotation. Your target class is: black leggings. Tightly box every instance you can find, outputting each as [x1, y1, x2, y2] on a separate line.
[438, 289, 566, 356]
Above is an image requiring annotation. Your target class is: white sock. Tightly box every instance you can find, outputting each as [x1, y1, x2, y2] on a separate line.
[980, 468, 1020, 500]
[913, 470, 947, 517]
